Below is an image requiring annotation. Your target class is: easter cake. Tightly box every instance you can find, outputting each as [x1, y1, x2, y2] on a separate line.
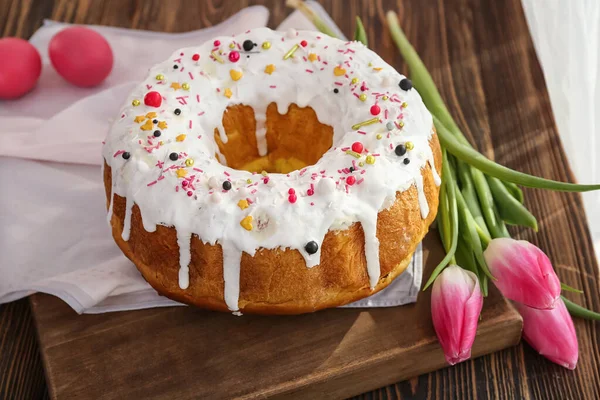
[102, 28, 442, 314]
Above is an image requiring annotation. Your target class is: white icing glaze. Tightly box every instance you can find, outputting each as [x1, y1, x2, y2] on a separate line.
[102, 28, 439, 312]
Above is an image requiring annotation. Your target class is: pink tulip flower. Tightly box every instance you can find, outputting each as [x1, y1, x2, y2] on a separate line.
[515, 298, 578, 369]
[431, 265, 483, 365]
[483, 238, 561, 310]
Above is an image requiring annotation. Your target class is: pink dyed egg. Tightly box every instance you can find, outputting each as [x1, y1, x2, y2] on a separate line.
[49, 26, 113, 87]
[0, 38, 42, 100]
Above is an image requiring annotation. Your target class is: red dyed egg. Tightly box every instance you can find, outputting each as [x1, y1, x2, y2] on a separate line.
[49, 26, 113, 87]
[0, 38, 42, 99]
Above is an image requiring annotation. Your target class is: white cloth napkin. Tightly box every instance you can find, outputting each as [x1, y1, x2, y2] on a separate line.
[0, 2, 423, 313]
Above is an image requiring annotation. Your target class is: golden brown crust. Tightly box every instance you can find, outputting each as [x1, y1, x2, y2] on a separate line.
[103, 130, 441, 315]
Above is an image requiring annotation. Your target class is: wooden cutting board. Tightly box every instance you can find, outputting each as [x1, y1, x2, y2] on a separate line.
[30, 233, 522, 399]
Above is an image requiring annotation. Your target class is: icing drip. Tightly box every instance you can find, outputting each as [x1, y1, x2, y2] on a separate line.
[177, 231, 192, 289]
[221, 241, 242, 311]
[102, 28, 441, 313]
[121, 196, 134, 241]
[359, 213, 381, 288]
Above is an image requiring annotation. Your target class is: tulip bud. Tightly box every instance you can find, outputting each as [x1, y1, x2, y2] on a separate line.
[431, 265, 483, 365]
[515, 298, 578, 369]
[483, 238, 560, 310]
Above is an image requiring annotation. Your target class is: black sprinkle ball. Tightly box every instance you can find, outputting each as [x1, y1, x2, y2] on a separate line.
[174, 108, 181, 115]
[243, 40, 254, 51]
[169, 152, 179, 161]
[222, 181, 232, 190]
[403, 158, 411, 165]
[153, 130, 161, 137]
[305, 241, 319, 254]
[399, 78, 413, 91]
[395, 144, 407, 156]
[122, 152, 130, 160]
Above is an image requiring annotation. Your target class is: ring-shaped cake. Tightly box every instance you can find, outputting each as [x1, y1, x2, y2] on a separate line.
[103, 28, 442, 314]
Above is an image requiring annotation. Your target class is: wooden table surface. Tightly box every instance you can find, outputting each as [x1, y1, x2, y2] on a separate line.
[1, 0, 599, 399]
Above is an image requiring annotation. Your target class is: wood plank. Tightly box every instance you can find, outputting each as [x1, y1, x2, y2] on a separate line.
[0, 0, 599, 399]
[30, 233, 521, 399]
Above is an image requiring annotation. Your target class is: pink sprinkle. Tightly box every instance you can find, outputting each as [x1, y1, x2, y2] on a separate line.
[247, 198, 253, 204]
[299, 168, 307, 176]
[182, 181, 189, 187]
[193, 168, 203, 172]
[352, 160, 357, 169]
[372, 153, 381, 156]
[361, 170, 366, 174]
[269, 85, 277, 89]
[357, 178, 364, 185]
[303, 56, 307, 62]
[263, 177, 269, 184]
[216, 88, 221, 92]
[157, 175, 165, 181]
[196, 95, 200, 103]
[176, 96, 189, 105]
[385, 109, 389, 119]
[357, 130, 366, 135]
[353, 93, 360, 99]
[344, 61, 351, 67]
[197, 135, 202, 139]
[176, 186, 179, 192]
[310, 202, 315, 206]
[180, 67, 185, 73]
[317, 36, 321, 39]
[395, 121, 402, 129]
[335, 81, 343, 86]
[337, 169, 342, 174]
[322, 61, 328, 65]
[390, 143, 394, 149]
[320, 170, 326, 174]
[189, 120, 192, 129]
[146, 84, 152, 90]
[156, 161, 164, 168]
[305, 69, 314, 73]
[113, 150, 125, 157]
[288, 188, 296, 195]
[147, 181, 157, 186]
[174, 58, 182, 63]
[288, 194, 297, 204]
[341, 147, 350, 151]
[187, 191, 193, 197]
[224, 171, 230, 176]
[387, 133, 391, 139]
[307, 189, 314, 196]
[324, 46, 328, 49]
[251, 189, 257, 194]
[198, 112, 205, 116]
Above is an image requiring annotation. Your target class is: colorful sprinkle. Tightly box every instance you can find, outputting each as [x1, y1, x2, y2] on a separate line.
[351, 142, 364, 153]
[264, 64, 276, 75]
[240, 215, 253, 231]
[351, 77, 359, 84]
[229, 51, 240, 62]
[224, 88, 233, 98]
[176, 168, 187, 178]
[237, 199, 249, 210]
[185, 158, 194, 167]
[346, 176, 356, 185]
[229, 43, 236, 49]
[242, 40, 255, 51]
[403, 158, 411, 165]
[366, 155, 376, 164]
[288, 194, 297, 203]
[144, 91, 162, 108]
[308, 53, 318, 62]
[305, 241, 318, 254]
[399, 78, 413, 91]
[351, 117, 379, 130]
[402, 102, 408, 108]
[182, 83, 190, 90]
[395, 144, 407, 156]
[262, 41, 271, 50]
[170, 82, 182, 90]
[230, 69, 243, 81]
[333, 66, 346, 76]
[300, 40, 308, 47]
[122, 152, 130, 160]
[169, 152, 179, 161]
[213, 40, 221, 46]
[376, 134, 383, 140]
[359, 93, 367, 101]
[140, 119, 154, 131]
[211, 51, 224, 64]
[406, 141, 414, 150]
[283, 44, 300, 60]
[370, 105, 381, 115]
[157, 121, 168, 129]
[132, 99, 140, 106]
[192, 54, 200, 61]
[155, 74, 164, 80]
[386, 122, 395, 131]
[223, 181, 232, 191]
[176, 134, 186, 142]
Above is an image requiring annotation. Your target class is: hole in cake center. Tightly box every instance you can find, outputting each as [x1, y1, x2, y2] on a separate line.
[214, 103, 334, 174]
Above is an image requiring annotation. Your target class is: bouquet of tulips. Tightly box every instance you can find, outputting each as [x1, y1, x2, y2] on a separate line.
[288, 0, 600, 370]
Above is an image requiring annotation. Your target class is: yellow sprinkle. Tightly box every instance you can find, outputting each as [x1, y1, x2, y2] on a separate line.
[211, 51, 224, 63]
[399, 121, 405, 128]
[345, 150, 362, 159]
[224, 88, 232, 98]
[145, 112, 157, 119]
[140, 119, 154, 131]
[351, 117, 379, 130]
[176, 168, 187, 178]
[283, 44, 299, 60]
[261, 170, 268, 176]
[230, 69, 243, 81]
[333, 66, 346, 76]
[170, 82, 181, 90]
[246, 178, 252, 184]
[182, 83, 190, 90]
[359, 94, 367, 102]
[402, 102, 408, 108]
[155, 74, 164, 80]
[176, 134, 186, 142]
[185, 158, 194, 167]
[382, 95, 389, 101]
[132, 99, 140, 106]
[406, 141, 414, 150]
[262, 41, 271, 50]
[351, 77, 359, 84]
[366, 155, 376, 164]
[134, 115, 146, 123]
[376, 134, 383, 140]
[229, 43, 236, 49]
[237, 199, 249, 210]
[240, 215, 253, 231]
[159, 141, 164, 146]
[264, 64, 276, 75]
[359, 162, 365, 167]
[372, 67, 382, 72]
[157, 121, 168, 129]
[368, 62, 373, 67]
[308, 53, 318, 62]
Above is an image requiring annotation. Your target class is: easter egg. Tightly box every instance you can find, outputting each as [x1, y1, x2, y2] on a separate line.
[0, 38, 42, 100]
[49, 26, 113, 87]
